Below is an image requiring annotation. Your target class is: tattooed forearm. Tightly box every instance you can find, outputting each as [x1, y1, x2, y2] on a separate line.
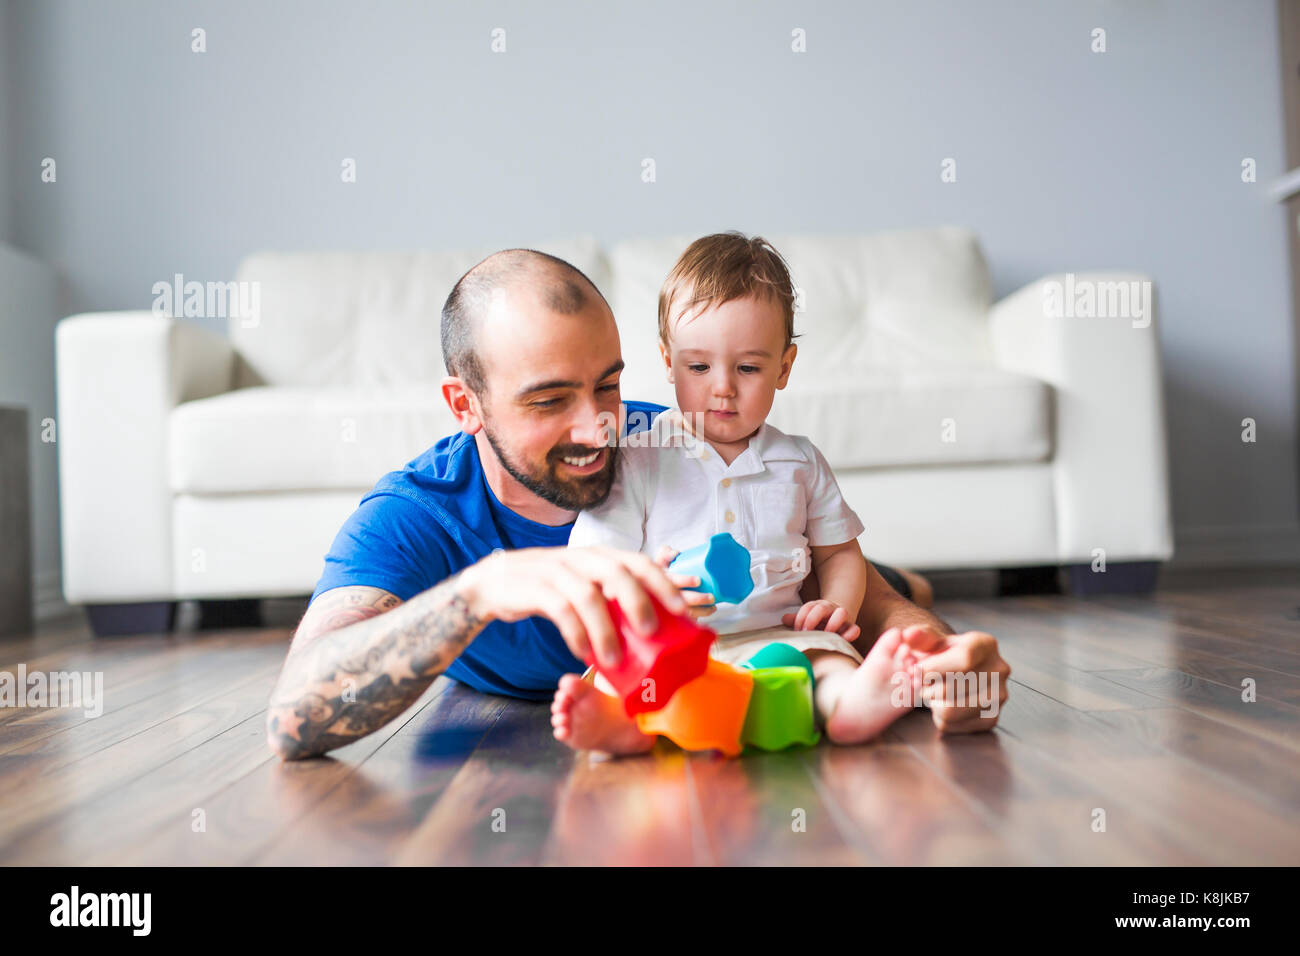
[265, 573, 487, 760]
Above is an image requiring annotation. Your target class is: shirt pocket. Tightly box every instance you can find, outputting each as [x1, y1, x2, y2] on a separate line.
[746, 483, 808, 572]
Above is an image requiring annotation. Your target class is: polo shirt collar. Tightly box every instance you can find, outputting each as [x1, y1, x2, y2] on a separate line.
[651, 409, 807, 472]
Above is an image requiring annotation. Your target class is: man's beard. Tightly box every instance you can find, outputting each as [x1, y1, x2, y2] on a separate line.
[482, 423, 618, 512]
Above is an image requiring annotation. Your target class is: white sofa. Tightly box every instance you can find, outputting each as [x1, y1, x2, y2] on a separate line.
[56, 227, 1174, 631]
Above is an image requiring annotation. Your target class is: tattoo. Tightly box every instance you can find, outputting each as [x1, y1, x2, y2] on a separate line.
[266, 575, 486, 760]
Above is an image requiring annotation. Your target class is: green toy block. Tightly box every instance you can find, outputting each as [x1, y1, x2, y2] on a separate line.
[740, 641, 814, 685]
[741, 665, 821, 751]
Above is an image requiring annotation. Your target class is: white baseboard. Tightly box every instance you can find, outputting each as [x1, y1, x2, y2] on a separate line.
[1169, 522, 1300, 569]
[34, 567, 72, 621]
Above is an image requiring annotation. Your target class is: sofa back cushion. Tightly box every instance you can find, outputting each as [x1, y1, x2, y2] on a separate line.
[229, 237, 610, 387]
[609, 227, 996, 407]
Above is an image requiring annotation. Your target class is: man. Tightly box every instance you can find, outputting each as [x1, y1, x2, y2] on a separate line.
[265, 250, 1010, 760]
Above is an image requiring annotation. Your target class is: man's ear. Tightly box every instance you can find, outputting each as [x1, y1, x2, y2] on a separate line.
[441, 376, 485, 435]
[659, 341, 675, 383]
[775, 343, 797, 390]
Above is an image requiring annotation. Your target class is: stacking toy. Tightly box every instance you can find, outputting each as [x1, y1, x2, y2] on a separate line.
[668, 532, 755, 605]
[740, 641, 814, 685]
[741, 666, 821, 751]
[589, 593, 715, 717]
[634, 659, 754, 756]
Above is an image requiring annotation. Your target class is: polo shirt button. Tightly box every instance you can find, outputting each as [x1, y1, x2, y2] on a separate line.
[699, 449, 709, 459]
[721, 478, 731, 488]
[724, 509, 735, 523]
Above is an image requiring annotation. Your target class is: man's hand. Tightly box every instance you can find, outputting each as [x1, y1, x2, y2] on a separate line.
[653, 545, 718, 621]
[461, 545, 690, 670]
[781, 599, 862, 643]
[897, 625, 1011, 734]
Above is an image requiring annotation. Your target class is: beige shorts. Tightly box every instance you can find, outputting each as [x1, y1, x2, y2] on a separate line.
[709, 625, 863, 667]
[580, 625, 861, 685]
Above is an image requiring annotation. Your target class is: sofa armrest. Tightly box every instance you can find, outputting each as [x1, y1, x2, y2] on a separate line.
[989, 273, 1173, 563]
[56, 312, 235, 602]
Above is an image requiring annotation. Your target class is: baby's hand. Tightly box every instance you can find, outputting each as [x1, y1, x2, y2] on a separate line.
[782, 600, 861, 643]
[653, 545, 716, 620]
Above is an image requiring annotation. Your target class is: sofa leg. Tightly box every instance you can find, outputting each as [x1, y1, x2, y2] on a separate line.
[997, 565, 1063, 596]
[86, 601, 177, 637]
[197, 598, 264, 630]
[1064, 561, 1160, 595]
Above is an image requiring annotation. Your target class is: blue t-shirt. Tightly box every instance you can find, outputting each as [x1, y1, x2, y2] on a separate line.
[310, 400, 666, 700]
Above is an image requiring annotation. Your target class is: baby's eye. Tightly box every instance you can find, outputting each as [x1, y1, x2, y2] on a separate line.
[687, 363, 709, 373]
[738, 365, 761, 374]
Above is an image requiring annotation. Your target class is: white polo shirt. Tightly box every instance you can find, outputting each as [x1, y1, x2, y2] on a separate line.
[568, 408, 865, 635]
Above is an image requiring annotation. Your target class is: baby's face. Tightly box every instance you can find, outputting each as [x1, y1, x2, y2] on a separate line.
[660, 293, 796, 447]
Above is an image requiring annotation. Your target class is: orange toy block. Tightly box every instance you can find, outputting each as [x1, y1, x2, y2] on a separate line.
[634, 658, 754, 756]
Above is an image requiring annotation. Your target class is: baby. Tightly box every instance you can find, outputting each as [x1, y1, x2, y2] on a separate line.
[552, 232, 922, 755]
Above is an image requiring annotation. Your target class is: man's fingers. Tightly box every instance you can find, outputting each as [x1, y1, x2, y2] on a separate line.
[550, 572, 621, 666]
[536, 591, 591, 664]
[563, 550, 665, 633]
[617, 551, 691, 618]
[915, 639, 978, 680]
[931, 706, 997, 735]
[900, 625, 947, 654]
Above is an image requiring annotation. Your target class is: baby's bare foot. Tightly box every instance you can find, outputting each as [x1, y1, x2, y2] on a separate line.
[824, 627, 917, 745]
[550, 674, 656, 755]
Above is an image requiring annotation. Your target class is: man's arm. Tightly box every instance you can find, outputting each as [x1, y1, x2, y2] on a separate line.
[799, 558, 953, 646]
[857, 559, 955, 642]
[266, 545, 691, 761]
[266, 576, 486, 761]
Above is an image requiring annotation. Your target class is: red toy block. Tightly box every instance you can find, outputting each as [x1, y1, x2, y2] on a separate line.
[587, 593, 716, 717]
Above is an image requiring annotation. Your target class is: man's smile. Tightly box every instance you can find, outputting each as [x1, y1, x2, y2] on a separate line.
[557, 447, 607, 474]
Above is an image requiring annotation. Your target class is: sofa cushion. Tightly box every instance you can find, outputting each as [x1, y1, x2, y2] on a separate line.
[170, 385, 457, 494]
[765, 365, 1052, 469]
[228, 237, 610, 389]
[608, 227, 996, 405]
[171, 363, 1051, 495]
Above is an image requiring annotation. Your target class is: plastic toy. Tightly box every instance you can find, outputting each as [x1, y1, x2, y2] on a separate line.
[634, 659, 754, 756]
[632, 641, 821, 756]
[668, 532, 755, 605]
[740, 641, 814, 685]
[589, 593, 715, 717]
[741, 665, 821, 751]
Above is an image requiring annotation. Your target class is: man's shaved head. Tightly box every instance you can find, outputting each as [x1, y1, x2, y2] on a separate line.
[441, 249, 609, 396]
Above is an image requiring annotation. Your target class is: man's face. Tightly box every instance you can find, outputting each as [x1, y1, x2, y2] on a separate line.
[473, 286, 624, 511]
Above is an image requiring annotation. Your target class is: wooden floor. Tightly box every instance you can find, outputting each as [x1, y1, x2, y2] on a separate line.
[2, 572, 1299, 865]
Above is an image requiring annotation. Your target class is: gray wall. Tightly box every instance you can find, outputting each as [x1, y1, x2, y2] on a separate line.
[3, 0, 1297, 604]
[1, 1, 59, 618]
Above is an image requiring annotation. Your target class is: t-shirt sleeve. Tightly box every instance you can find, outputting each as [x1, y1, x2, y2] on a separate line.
[310, 493, 454, 604]
[801, 439, 866, 548]
[568, 448, 651, 554]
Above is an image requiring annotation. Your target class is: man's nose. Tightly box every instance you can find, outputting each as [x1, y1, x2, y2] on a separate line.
[569, 399, 613, 448]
